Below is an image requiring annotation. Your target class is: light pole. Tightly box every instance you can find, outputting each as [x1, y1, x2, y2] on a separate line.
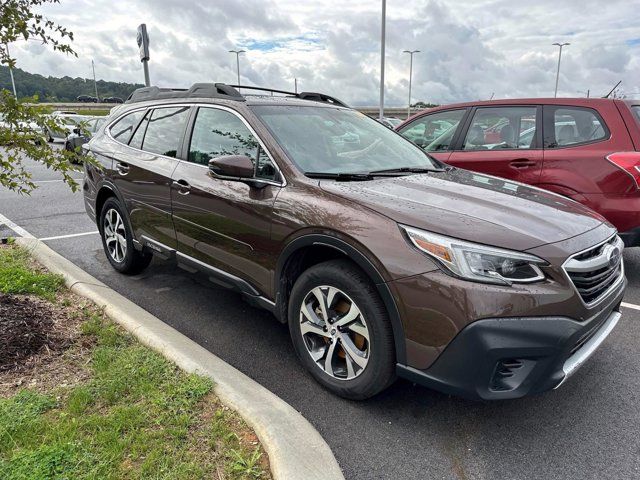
[4, 43, 17, 98]
[229, 49, 245, 88]
[403, 49, 420, 119]
[379, 0, 386, 120]
[91, 59, 98, 100]
[577, 89, 590, 98]
[552, 42, 569, 98]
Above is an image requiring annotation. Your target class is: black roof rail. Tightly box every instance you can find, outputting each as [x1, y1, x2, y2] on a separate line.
[126, 83, 244, 104]
[125, 82, 349, 108]
[228, 85, 349, 108]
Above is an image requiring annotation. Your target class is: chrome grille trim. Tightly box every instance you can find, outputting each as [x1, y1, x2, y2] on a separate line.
[562, 234, 625, 308]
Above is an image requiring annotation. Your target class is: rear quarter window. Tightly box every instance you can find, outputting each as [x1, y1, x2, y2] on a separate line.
[109, 110, 145, 143]
[543, 106, 609, 148]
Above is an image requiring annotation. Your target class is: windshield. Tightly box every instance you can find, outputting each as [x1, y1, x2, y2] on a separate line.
[252, 105, 439, 174]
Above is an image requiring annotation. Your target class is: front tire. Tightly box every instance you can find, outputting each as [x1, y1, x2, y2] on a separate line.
[99, 198, 152, 274]
[288, 259, 396, 400]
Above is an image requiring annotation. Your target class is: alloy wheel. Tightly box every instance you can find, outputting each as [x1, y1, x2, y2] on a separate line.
[103, 208, 127, 263]
[299, 286, 370, 380]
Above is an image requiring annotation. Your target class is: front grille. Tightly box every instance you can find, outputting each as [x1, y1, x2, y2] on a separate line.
[564, 236, 624, 306]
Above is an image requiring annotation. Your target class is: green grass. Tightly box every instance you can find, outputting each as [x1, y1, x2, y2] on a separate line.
[0, 246, 270, 479]
[0, 246, 64, 300]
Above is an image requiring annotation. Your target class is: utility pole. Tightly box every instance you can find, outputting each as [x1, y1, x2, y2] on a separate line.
[91, 59, 98, 100]
[379, 0, 386, 120]
[403, 50, 420, 119]
[553, 42, 569, 98]
[4, 43, 17, 98]
[294, 78, 298, 94]
[229, 50, 245, 88]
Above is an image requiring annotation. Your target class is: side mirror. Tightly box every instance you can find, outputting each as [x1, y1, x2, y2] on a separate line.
[208, 155, 254, 180]
[73, 127, 81, 135]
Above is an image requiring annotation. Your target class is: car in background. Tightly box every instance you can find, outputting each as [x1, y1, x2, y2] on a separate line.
[46, 114, 92, 142]
[64, 116, 106, 161]
[77, 95, 99, 103]
[396, 98, 640, 247]
[377, 116, 402, 129]
[0, 113, 45, 144]
[102, 97, 124, 104]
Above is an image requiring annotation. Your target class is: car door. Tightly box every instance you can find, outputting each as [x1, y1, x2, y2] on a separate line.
[110, 105, 190, 249]
[170, 105, 283, 296]
[447, 105, 543, 184]
[396, 109, 468, 163]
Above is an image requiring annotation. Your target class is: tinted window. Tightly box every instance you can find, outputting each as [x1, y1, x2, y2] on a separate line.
[189, 107, 277, 181]
[129, 110, 150, 149]
[545, 107, 608, 148]
[253, 106, 439, 174]
[110, 110, 145, 143]
[141, 107, 190, 158]
[398, 109, 466, 151]
[632, 106, 640, 123]
[462, 107, 538, 150]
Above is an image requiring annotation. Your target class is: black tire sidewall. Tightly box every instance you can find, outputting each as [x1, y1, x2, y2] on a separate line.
[288, 260, 396, 399]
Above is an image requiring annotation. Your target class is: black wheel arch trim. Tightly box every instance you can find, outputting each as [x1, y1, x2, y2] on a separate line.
[275, 234, 407, 364]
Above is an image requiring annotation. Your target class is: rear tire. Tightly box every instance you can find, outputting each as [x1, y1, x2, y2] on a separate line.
[288, 259, 396, 400]
[99, 197, 152, 274]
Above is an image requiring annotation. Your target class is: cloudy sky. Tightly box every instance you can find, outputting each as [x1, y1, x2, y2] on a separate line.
[11, 0, 640, 106]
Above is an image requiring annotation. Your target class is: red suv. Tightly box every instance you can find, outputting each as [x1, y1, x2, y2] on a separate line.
[397, 98, 640, 246]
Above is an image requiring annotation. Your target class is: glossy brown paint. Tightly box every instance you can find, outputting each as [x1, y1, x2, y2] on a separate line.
[83, 95, 624, 374]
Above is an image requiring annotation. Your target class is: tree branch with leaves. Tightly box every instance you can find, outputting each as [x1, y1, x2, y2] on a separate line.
[1, 0, 85, 194]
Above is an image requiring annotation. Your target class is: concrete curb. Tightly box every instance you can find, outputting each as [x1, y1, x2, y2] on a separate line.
[17, 237, 345, 480]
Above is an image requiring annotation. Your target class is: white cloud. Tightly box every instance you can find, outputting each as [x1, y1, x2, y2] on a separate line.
[9, 0, 640, 105]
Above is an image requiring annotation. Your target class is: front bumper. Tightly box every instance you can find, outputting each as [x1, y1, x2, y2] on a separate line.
[397, 282, 625, 400]
[620, 226, 640, 248]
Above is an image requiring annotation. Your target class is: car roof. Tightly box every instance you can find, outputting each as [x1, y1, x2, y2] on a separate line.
[419, 97, 619, 111]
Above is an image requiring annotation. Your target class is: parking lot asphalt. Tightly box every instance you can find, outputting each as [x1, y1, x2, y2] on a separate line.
[2, 150, 639, 480]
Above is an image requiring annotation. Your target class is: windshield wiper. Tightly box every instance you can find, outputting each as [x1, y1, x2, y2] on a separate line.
[305, 172, 374, 181]
[369, 166, 445, 174]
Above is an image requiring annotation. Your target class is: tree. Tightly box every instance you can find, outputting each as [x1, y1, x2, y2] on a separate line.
[1, 0, 81, 194]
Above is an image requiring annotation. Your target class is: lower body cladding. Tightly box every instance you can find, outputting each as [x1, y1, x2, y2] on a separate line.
[396, 280, 626, 400]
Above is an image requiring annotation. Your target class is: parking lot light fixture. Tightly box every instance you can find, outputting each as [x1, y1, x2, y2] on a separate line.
[379, 0, 386, 120]
[553, 42, 570, 98]
[91, 59, 98, 101]
[403, 49, 420, 119]
[229, 49, 245, 88]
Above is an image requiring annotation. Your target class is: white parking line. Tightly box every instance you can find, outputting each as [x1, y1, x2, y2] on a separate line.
[622, 302, 640, 312]
[40, 231, 99, 241]
[0, 212, 35, 238]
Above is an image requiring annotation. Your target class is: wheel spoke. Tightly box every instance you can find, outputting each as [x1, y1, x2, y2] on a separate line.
[339, 333, 368, 369]
[323, 340, 337, 377]
[311, 287, 330, 322]
[301, 302, 324, 327]
[309, 344, 327, 362]
[345, 351, 356, 378]
[347, 322, 369, 342]
[300, 319, 330, 338]
[334, 302, 361, 328]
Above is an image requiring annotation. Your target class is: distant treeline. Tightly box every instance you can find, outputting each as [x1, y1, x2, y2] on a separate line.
[0, 66, 143, 102]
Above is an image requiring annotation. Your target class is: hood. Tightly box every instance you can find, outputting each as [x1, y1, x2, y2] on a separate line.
[320, 169, 607, 252]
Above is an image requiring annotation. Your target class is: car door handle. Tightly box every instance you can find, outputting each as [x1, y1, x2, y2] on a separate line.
[172, 179, 191, 195]
[509, 159, 537, 169]
[115, 162, 130, 175]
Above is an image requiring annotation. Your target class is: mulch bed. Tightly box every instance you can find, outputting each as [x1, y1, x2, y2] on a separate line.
[0, 293, 73, 373]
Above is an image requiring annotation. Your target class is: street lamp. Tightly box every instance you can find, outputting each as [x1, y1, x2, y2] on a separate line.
[91, 59, 99, 101]
[4, 43, 17, 98]
[229, 49, 245, 88]
[379, 0, 386, 120]
[552, 42, 570, 98]
[403, 49, 420, 119]
[577, 89, 590, 98]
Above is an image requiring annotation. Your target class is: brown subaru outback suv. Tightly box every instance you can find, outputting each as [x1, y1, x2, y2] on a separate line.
[82, 83, 626, 400]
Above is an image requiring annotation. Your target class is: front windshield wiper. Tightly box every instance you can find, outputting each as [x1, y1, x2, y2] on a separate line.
[369, 166, 446, 174]
[305, 172, 374, 181]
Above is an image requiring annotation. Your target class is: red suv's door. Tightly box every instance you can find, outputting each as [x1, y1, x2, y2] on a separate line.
[446, 105, 543, 184]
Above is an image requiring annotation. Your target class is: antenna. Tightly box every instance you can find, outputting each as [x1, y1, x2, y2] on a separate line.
[603, 80, 622, 99]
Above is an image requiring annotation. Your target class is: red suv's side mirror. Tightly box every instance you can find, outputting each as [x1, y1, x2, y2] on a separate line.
[208, 155, 254, 180]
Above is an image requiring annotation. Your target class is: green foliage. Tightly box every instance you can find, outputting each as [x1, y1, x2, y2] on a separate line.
[0, 245, 63, 299]
[0, 0, 90, 194]
[0, 66, 143, 102]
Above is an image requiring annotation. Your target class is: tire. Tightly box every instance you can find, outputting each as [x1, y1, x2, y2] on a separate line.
[99, 197, 152, 274]
[288, 259, 396, 400]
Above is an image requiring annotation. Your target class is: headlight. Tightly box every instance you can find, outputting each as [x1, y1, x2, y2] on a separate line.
[401, 226, 547, 285]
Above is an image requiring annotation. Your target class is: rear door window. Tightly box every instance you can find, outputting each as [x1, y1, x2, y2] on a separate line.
[141, 106, 190, 158]
[109, 110, 145, 143]
[462, 106, 538, 150]
[398, 109, 466, 151]
[543, 106, 609, 148]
